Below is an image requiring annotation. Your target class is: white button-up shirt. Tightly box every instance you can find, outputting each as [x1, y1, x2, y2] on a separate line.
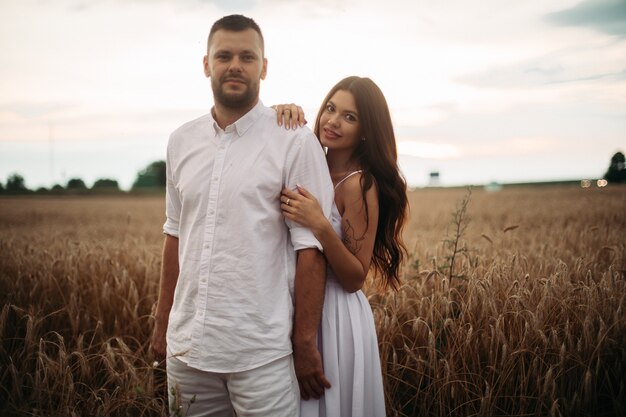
[163, 101, 334, 372]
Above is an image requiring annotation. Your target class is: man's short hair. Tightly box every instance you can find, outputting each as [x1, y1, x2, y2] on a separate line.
[208, 14, 264, 53]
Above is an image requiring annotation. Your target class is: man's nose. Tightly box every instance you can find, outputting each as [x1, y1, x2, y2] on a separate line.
[228, 57, 243, 72]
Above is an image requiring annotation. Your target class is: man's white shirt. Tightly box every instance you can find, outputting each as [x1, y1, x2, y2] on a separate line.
[163, 101, 334, 372]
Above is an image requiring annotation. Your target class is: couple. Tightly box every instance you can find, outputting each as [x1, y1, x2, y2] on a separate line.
[150, 14, 408, 417]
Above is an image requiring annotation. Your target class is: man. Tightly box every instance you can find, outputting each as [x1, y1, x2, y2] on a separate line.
[150, 14, 333, 417]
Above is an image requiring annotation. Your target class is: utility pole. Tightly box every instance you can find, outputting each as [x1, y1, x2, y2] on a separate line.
[49, 120, 55, 187]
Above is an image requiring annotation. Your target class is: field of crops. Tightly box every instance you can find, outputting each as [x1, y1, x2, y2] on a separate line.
[1, 185, 624, 416]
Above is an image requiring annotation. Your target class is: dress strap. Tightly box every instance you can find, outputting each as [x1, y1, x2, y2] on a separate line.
[334, 170, 363, 190]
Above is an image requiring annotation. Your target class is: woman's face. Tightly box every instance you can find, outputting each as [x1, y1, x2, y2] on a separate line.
[319, 89, 361, 153]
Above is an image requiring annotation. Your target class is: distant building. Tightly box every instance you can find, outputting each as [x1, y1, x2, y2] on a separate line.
[484, 181, 502, 192]
[428, 171, 440, 187]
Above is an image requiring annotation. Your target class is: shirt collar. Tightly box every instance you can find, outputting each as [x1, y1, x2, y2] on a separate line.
[210, 100, 265, 137]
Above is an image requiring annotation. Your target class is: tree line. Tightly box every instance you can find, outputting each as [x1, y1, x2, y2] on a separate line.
[0, 161, 166, 195]
[1, 152, 625, 195]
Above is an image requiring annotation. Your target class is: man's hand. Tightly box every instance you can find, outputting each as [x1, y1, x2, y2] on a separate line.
[150, 234, 179, 366]
[294, 340, 331, 400]
[150, 311, 168, 364]
[292, 248, 329, 399]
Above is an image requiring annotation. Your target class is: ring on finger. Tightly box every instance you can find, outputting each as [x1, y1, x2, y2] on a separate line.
[286, 198, 291, 206]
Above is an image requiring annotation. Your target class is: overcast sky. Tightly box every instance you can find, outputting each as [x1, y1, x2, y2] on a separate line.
[0, 0, 624, 189]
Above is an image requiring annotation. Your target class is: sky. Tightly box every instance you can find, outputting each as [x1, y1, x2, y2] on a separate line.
[0, 0, 625, 190]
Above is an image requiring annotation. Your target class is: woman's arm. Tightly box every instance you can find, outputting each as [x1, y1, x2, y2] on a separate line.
[281, 175, 378, 292]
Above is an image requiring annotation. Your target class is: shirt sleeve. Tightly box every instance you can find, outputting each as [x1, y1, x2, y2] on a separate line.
[163, 137, 181, 237]
[284, 129, 334, 251]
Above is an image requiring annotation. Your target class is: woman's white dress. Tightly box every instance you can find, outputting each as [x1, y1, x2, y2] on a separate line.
[300, 174, 387, 417]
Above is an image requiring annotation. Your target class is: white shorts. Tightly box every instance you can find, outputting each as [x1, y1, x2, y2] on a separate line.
[167, 354, 300, 417]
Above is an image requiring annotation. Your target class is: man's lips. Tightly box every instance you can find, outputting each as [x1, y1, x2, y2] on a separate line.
[224, 78, 245, 85]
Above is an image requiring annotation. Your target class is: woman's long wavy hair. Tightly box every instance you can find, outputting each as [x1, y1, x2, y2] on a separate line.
[314, 76, 408, 290]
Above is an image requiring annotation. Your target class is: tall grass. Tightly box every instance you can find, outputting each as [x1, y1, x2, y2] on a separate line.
[376, 186, 625, 416]
[1, 186, 625, 416]
[1, 197, 166, 416]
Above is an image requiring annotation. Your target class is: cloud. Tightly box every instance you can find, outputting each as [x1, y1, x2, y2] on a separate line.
[0, 106, 204, 142]
[464, 137, 562, 157]
[62, 0, 258, 12]
[460, 62, 626, 89]
[546, 0, 626, 38]
[457, 45, 626, 89]
[21, 0, 325, 20]
[196, 0, 257, 9]
[397, 140, 461, 160]
[0, 102, 78, 119]
[62, 0, 348, 14]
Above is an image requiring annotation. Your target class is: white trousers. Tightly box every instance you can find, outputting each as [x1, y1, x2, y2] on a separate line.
[167, 354, 300, 417]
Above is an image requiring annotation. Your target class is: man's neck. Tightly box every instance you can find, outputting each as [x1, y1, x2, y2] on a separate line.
[212, 99, 259, 130]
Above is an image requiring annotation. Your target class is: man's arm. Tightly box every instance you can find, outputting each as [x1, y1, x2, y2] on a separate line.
[292, 247, 331, 400]
[150, 233, 179, 362]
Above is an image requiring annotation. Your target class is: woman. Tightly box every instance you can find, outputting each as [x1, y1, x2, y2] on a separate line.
[276, 76, 408, 417]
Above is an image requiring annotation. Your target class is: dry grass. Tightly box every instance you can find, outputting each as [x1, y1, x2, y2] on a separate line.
[1, 197, 166, 416]
[1, 186, 625, 416]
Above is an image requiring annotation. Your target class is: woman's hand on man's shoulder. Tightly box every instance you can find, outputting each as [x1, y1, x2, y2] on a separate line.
[271, 103, 307, 130]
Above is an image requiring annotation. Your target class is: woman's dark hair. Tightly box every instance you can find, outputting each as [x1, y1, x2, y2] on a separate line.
[314, 76, 408, 290]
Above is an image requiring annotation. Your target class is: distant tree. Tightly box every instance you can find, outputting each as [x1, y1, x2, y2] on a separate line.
[6, 173, 27, 192]
[66, 178, 87, 190]
[92, 178, 120, 190]
[604, 151, 626, 183]
[0, 181, 4, 193]
[51, 184, 65, 193]
[133, 160, 166, 189]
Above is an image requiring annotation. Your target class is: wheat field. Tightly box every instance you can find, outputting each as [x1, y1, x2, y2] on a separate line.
[1, 185, 625, 416]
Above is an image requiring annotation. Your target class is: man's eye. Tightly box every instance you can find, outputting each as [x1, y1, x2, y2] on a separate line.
[241, 55, 254, 62]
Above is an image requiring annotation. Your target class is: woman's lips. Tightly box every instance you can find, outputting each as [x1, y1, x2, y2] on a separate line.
[323, 128, 340, 140]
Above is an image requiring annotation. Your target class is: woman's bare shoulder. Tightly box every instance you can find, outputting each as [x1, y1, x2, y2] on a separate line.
[336, 172, 378, 210]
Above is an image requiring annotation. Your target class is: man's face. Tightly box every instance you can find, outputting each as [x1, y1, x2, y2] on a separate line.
[204, 28, 267, 110]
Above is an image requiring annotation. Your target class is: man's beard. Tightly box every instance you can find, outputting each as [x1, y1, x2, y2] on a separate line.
[212, 75, 259, 109]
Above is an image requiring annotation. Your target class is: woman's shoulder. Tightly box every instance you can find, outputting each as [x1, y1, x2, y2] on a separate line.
[334, 170, 362, 192]
[335, 171, 378, 208]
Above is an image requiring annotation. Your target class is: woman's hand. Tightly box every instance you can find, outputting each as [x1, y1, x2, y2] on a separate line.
[271, 103, 307, 130]
[281, 185, 327, 234]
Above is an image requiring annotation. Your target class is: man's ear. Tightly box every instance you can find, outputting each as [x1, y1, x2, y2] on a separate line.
[203, 55, 210, 78]
[260, 57, 268, 80]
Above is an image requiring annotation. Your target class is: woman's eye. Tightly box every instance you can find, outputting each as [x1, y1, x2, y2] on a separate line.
[325, 104, 334, 112]
[345, 114, 357, 122]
